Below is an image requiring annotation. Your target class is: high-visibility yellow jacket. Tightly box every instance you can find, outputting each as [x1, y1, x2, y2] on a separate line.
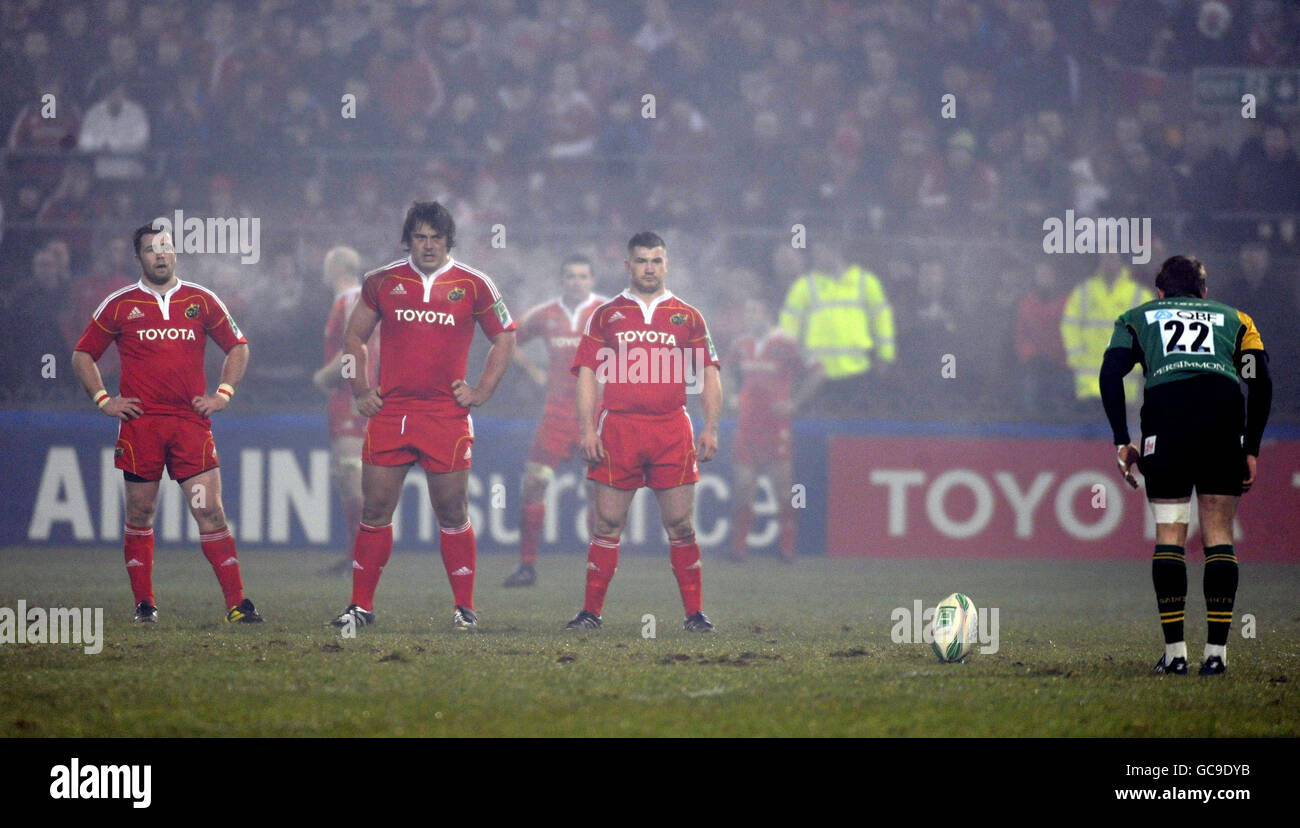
[779, 265, 896, 380]
[1061, 268, 1153, 399]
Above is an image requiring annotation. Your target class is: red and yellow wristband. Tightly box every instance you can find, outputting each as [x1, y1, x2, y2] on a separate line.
[216, 383, 235, 401]
[93, 390, 110, 409]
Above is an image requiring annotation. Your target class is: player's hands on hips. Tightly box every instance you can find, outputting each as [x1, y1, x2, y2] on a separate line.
[451, 378, 488, 407]
[102, 396, 143, 421]
[697, 427, 719, 462]
[1116, 444, 1139, 489]
[192, 394, 228, 417]
[354, 387, 383, 417]
[580, 430, 605, 465]
[1242, 454, 1257, 493]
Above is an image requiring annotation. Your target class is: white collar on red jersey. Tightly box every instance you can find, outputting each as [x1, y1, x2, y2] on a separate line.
[135, 278, 184, 321]
[407, 255, 456, 303]
[557, 292, 598, 329]
[619, 288, 674, 325]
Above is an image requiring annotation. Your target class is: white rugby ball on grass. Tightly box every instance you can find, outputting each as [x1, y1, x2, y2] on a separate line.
[930, 592, 979, 663]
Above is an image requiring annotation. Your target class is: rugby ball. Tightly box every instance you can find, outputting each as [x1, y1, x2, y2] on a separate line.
[930, 592, 979, 663]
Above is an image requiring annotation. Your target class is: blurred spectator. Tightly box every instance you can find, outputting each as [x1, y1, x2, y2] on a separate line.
[6, 74, 82, 188]
[35, 162, 95, 250]
[85, 33, 145, 104]
[279, 83, 329, 153]
[650, 97, 711, 183]
[595, 95, 649, 180]
[1061, 252, 1152, 411]
[542, 61, 598, 159]
[365, 26, 444, 139]
[897, 258, 958, 413]
[1219, 241, 1297, 403]
[886, 125, 940, 226]
[1003, 127, 1071, 230]
[1015, 259, 1072, 417]
[1243, 0, 1291, 66]
[999, 15, 1078, 114]
[919, 129, 1000, 228]
[0, 246, 74, 397]
[633, 0, 674, 55]
[77, 83, 149, 180]
[779, 243, 895, 417]
[155, 73, 212, 151]
[1103, 141, 1178, 215]
[1234, 123, 1300, 211]
[223, 80, 280, 167]
[1174, 119, 1233, 213]
[441, 93, 487, 158]
[1221, 240, 1274, 311]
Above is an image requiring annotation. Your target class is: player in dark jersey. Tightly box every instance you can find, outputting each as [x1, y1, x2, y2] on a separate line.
[564, 232, 723, 633]
[330, 202, 516, 632]
[71, 224, 263, 624]
[1100, 255, 1272, 676]
[503, 254, 606, 587]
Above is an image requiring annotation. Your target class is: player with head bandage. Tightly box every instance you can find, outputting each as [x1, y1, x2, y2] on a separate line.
[502, 254, 607, 588]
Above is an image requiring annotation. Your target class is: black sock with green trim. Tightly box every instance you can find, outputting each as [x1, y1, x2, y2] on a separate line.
[1203, 544, 1238, 646]
[1152, 544, 1186, 645]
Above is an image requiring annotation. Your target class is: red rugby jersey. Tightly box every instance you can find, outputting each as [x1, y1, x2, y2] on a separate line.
[324, 285, 379, 434]
[572, 289, 720, 415]
[729, 328, 810, 432]
[517, 293, 606, 418]
[74, 279, 247, 424]
[361, 256, 515, 416]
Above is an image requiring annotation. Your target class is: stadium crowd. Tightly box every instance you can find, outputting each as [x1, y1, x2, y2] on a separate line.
[1, 0, 1297, 420]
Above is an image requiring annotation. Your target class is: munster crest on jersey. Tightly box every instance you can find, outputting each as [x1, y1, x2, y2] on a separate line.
[447, 287, 465, 301]
[185, 303, 200, 318]
[670, 312, 687, 325]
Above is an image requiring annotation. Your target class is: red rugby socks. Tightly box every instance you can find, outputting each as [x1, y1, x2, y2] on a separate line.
[350, 522, 393, 611]
[519, 500, 545, 566]
[440, 521, 476, 609]
[731, 505, 753, 559]
[669, 534, 703, 617]
[583, 535, 620, 615]
[124, 524, 155, 605]
[200, 526, 244, 610]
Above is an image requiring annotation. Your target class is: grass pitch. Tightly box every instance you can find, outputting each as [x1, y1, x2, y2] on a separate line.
[0, 546, 1296, 737]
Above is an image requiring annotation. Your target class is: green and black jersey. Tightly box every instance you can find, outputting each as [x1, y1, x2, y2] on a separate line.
[1106, 297, 1264, 390]
[1099, 295, 1272, 455]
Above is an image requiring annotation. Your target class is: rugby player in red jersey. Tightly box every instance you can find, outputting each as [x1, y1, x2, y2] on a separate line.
[564, 232, 723, 632]
[331, 202, 516, 631]
[727, 297, 822, 562]
[502, 254, 607, 588]
[71, 224, 262, 624]
[313, 246, 380, 577]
